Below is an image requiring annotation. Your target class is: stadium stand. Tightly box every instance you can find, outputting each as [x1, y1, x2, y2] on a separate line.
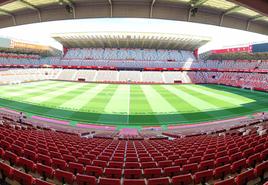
[0, 113, 267, 185]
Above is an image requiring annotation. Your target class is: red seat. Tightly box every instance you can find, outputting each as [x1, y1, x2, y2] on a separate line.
[214, 164, 231, 180]
[230, 152, 242, 163]
[108, 161, 123, 168]
[17, 157, 36, 173]
[140, 157, 154, 162]
[92, 160, 107, 168]
[0, 161, 14, 180]
[261, 148, 268, 160]
[77, 157, 91, 166]
[36, 163, 54, 180]
[37, 154, 52, 166]
[52, 158, 67, 170]
[215, 156, 230, 167]
[13, 169, 35, 185]
[242, 148, 254, 158]
[174, 158, 187, 167]
[85, 165, 103, 177]
[144, 168, 162, 178]
[214, 177, 236, 185]
[99, 177, 121, 185]
[35, 179, 54, 185]
[188, 156, 201, 164]
[158, 160, 172, 168]
[172, 174, 193, 185]
[247, 153, 261, 167]
[126, 157, 139, 162]
[231, 158, 247, 173]
[123, 179, 146, 185]
[11, 144, 23, 156]
[141, 162, 157, 169]
[125, 162, 140, 169]
[69, 162, 84, 175]
[23, 149, 37, 162]
[76, 174, 97, 185]
[3, 151, 18, 166]
[181, 163, 198, 174]
[50, 151, 62, 159]
[194, 169, 213, 184]
[147, 177, 169, 185]
[199, 159, 214, 171]
[104, 168, 122, 178]
[254, 161, 268, 180]
[55, 169, 75, 184]
[235, 169, 258, 185]
[63, 154, 76, 163]
[163, 166, 181, 177]
[124, 169, 143, 179]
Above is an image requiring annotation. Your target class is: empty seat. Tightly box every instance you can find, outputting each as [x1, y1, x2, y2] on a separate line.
[36, 163, 54, 180]
[215, 156, 230, 167]
[76, 174, 97, 185]
[124, 169, 143, 179]
[99, 177, 121, 185]
[235, 169, 260, 185]
[92, 160, 107, 168]
[247, 153, 261, 167]
[141, 162, 157, 169]
[172, 173, 193, 185]
[3, 151, 18, 166]
[163, 166, 180, 177]
[104, 168, 122, 178]
[77, 157, 91, 166]
[35, 179, 54, 185]
[12, 169, 35, 185]
[254, 161, 268, 180]
[144, 168, 162, 178]
[214, 178, 236, 185]
[69, 162, 84, 175]
[52, 158, 67, 170]
[214, 164, 231, 180]
[85, 165, 103, 177]
[231, 159, 247, 173]
[108, 161, 123, 168]
[17, 157, 36, 173]
[37, 154, 52, 166]
[147, 177, 169, 185]
[125, 162, 140, 169]
[123, 179, 146, 185]
[199, 160, 214, 171]
[54, 169, 75, 184]
[181, 163, 198, 174]
[194, 169, 213, 184]
[0, 161, 14, 180]
[158, 160, 172, 168]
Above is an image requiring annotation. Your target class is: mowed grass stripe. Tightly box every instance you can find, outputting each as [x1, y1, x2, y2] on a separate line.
[26, 82, 86, 103]
[79, 84, 118, 113]
[0, 81, 63, 98]
[141, 85, 177, 114]
[40, 83, 95, 109]
[166, 85, 218, 111]
[129, 85, 160, 124]
[0, 81, 72, 102]
[58, 84, 108, 111]
[184, 85, 253, 105]
[104, 84, 130, 114]
[0, 81, 58, 92]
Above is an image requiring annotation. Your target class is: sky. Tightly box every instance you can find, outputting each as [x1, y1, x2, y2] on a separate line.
[0, 18, 267, 53]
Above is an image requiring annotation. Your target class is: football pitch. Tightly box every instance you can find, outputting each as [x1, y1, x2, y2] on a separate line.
[0, 80, 268, 126]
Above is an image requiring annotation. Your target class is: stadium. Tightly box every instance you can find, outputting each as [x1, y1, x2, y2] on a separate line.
[0, 0, 268, 185]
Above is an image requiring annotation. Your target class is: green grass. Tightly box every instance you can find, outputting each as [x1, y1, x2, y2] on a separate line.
[0, 80, 268, 126]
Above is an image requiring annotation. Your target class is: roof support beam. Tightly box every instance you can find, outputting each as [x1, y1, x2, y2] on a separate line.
[64, 0, 76, 19]
[246, 15, 264, 30]
[219, 6, 243, 26]
[150, 0, 156, 18]
[188, 0, 209, 21]
[19, 0, 42, 22]
[0, 8, 16, 25]
[108, 0, 112, 17]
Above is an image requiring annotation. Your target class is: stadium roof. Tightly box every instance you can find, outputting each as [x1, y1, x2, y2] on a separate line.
[0, 0, 267, 35]
[52, 32, 211, 50]
[0, 37, 61, 56]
